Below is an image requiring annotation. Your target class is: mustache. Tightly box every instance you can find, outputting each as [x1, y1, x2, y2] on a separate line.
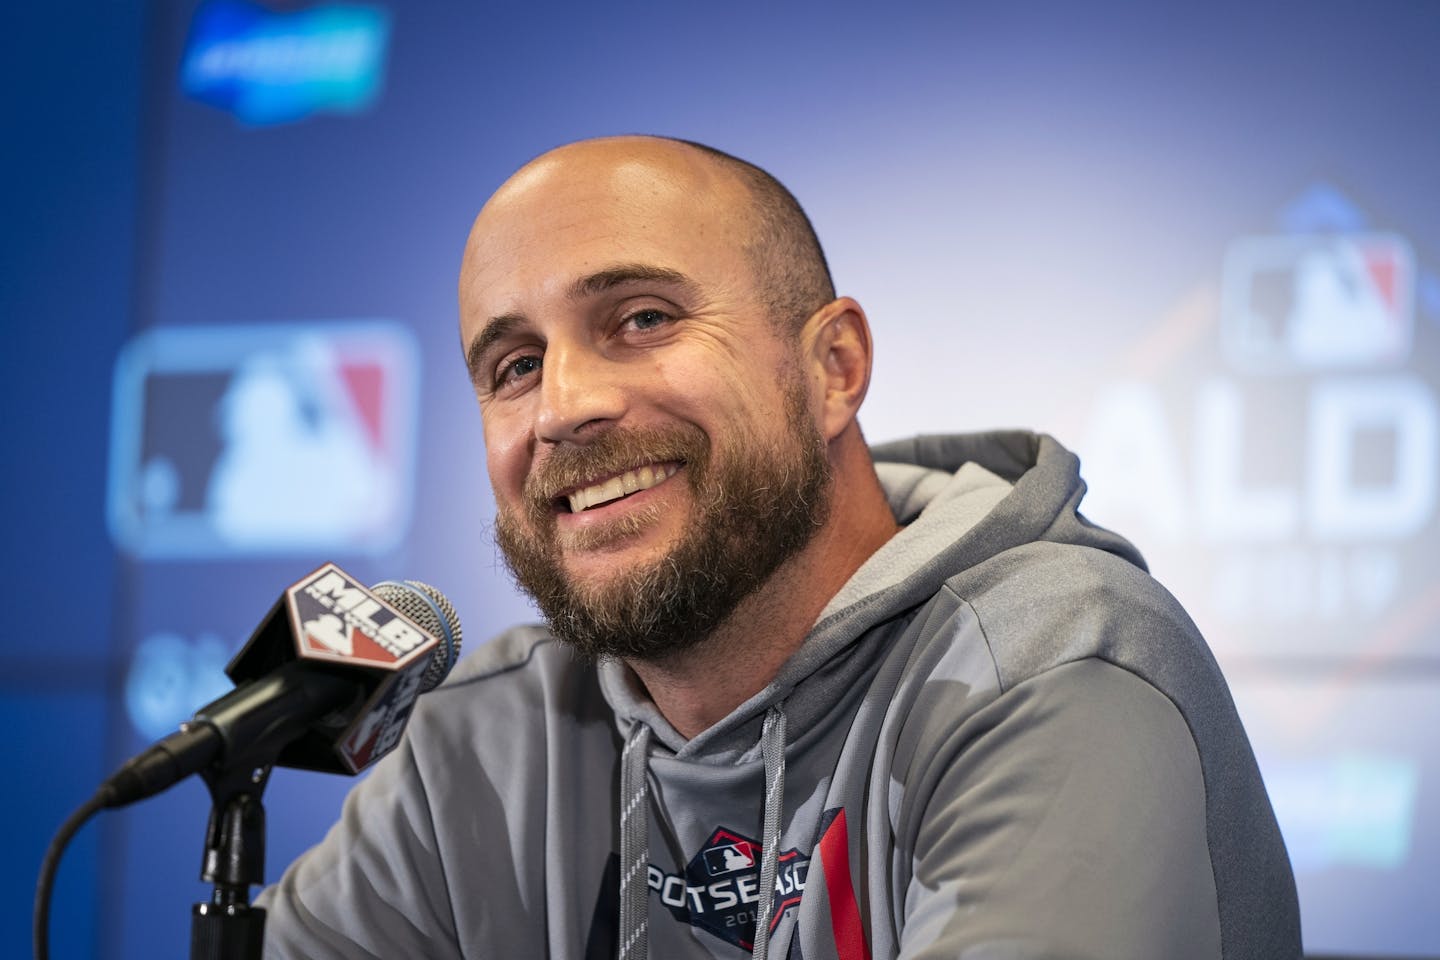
[522, 423, 710, 507]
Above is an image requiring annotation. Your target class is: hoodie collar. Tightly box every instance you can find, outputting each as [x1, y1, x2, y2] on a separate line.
[598, 430, 1144, 755]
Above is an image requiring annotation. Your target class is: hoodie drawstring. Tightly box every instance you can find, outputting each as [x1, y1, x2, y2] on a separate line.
[618, 722, 653, 960]
[615, 704, 789, 960]
[751, 704, 788, 960]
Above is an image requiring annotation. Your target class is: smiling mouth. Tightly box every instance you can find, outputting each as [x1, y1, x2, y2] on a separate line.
[561, 462, 680, 513]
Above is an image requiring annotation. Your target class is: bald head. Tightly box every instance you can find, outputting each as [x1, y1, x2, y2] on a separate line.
[466, 136, 835, 336]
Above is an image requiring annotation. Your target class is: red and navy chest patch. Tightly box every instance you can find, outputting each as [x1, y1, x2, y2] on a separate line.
[650, 826, 809, 951]
[585, 809, 864, 960]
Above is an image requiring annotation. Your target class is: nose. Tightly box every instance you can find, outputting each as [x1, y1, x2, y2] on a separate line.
[534, 340, 628, 444]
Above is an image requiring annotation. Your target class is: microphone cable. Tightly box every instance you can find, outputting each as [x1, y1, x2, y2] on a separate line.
[34, 788, 108, 960]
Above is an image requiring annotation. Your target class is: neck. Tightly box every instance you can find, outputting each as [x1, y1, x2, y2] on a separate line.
[626, 438, 898, 739]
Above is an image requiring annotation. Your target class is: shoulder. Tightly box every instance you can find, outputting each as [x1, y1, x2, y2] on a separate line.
[886, 550, 1300, 957]
[442, 622, 569, 684]
[890, 657, 1230, 959]
[876, 540, 1231, 795]
[894, 539, 1244, 785]
[406, 624, 612, 762]
[881, 541, 1203, 700]
[963, 540, 1193, 634]
[429, 622, 599, 701]
[940, 541, 1214, 694]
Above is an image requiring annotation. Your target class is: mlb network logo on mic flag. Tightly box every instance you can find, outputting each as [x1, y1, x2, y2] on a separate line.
[266, 563, 438, 773]
[107, 321, 419, 558]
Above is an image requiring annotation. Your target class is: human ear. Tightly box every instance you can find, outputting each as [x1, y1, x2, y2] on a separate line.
[801, 297, 873, 442]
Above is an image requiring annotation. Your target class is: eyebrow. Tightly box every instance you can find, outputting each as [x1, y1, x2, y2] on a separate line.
[466, 313, 525, 388]
[465, 263, 699, 387]
[566, 263, 697, 300]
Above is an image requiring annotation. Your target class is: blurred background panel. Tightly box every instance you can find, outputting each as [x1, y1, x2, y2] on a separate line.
[3, 1, 1437, 956]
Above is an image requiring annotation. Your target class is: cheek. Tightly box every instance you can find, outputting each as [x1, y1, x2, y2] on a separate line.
[652, 358, 746, 423]
[481, 412, 531, 499]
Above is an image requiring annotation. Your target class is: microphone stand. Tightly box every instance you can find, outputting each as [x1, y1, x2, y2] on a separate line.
[190, 760, 272, 960]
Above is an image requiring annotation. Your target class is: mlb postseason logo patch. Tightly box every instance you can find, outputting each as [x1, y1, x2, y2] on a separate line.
[648, 826, 809, 951]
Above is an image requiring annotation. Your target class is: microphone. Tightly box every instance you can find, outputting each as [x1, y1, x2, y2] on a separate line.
[97, 564, 463, 809]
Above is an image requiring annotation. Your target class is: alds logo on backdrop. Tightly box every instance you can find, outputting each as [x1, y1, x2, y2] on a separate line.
[1080, 183, 1438, 648]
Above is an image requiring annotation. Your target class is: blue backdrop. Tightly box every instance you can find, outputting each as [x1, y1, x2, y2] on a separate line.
[4, 2, 1438, 956]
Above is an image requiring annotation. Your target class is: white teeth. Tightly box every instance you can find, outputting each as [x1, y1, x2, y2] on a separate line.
[566, 464, 675, 513]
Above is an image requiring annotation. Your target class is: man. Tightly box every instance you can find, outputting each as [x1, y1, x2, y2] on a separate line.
[259, 137, 1300, 959]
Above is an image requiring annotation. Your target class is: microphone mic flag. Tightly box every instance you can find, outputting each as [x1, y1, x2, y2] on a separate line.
[100, 563, 463, 808]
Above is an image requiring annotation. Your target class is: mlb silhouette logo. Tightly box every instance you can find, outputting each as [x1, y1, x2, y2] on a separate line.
[1220, 233, 1415, 372]
[107, 322, 419, 557]
[703, 841, 757, 877]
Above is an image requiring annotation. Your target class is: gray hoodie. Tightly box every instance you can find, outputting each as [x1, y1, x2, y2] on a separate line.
[259, 431, 1301, 959]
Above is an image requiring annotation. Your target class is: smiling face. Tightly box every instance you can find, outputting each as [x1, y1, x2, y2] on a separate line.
[459, 138, 835, 660]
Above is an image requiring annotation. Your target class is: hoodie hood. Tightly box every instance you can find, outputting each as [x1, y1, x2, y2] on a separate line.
[596, 430, 1144, 757]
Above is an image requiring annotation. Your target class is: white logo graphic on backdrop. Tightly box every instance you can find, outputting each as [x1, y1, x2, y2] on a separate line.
[1222, 234, 1414, 372]
[1081, 189, 1438, 632]
[206, 342, 390, 547]
[125, 632, 233, 740]
[107, 321, 419, 557]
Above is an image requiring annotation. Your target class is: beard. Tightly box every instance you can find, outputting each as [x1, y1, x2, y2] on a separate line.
[494, 383, 832, 662]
